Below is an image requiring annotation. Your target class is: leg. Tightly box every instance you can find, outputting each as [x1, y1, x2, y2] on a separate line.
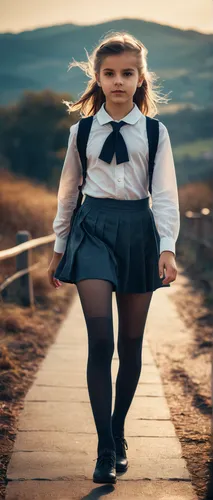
[76, 279, 115, 455]
[112, 291, 153, 438]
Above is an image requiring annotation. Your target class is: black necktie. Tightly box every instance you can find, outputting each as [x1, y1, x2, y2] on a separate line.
[98, 121, 129, 165]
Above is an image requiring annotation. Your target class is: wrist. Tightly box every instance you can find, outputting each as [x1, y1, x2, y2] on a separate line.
[53, 251, 63, 259]
[161, 250, 175, 256]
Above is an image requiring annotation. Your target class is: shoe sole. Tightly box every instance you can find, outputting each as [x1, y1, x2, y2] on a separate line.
[116, 462, 128, 473]
[93, 476, 117, 484]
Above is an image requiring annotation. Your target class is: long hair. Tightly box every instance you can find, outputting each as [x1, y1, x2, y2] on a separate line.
[63, 31, 170, 118]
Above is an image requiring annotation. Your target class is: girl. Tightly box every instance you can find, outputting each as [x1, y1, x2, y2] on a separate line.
[47, 31, 180, 484]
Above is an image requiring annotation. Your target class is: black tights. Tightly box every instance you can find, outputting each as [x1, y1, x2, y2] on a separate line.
[76, 279, 153, 456]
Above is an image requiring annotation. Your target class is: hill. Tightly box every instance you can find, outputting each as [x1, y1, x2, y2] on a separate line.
[0, 18, 212, 107]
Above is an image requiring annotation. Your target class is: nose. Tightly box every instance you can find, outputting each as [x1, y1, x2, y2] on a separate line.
[114, 74, 123, 85]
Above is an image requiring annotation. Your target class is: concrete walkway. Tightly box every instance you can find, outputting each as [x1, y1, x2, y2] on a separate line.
[5, 286, 198, 500]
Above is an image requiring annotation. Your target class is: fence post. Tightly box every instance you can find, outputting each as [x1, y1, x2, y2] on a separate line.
[195, 215, 202, 261]
[16, 231, 34, 307]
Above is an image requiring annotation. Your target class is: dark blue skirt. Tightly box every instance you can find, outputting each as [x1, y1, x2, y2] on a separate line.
[54, 194, 170, 293]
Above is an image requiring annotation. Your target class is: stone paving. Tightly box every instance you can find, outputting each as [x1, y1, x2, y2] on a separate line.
[5, 287, 198, 499]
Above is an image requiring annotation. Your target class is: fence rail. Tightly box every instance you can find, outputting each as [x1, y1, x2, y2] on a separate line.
[0, 233, 55, 261]
[0, 208, 212, 307]
[180, 209, 213, 261]
[0, 231, 55, 307]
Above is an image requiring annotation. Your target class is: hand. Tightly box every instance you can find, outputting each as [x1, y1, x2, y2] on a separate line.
[47, 253, 63, 289]
[159, 251, 177, 285]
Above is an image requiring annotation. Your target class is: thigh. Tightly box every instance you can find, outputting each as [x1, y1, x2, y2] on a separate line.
[76, 278, 113, 319]
[115, 291, 153, 339]
[76, 279, 114, 341]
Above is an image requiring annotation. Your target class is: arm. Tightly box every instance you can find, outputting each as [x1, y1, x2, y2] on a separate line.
[150, 121, 180, 256]
[52, 121, 82, 254]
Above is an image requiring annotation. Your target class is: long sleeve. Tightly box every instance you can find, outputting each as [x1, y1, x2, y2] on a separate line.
[150, 122, 180, 255]
[53, 122, 82, 254]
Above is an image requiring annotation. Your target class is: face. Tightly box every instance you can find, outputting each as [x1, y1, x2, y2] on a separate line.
[96, 51, 143, 104]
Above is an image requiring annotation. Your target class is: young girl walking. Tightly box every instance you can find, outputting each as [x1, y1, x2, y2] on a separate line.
[48, 31, 180, 484]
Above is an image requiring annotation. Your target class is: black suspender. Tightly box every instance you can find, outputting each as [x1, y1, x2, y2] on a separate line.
[145, 116, 159, 196]
[74, 113, 159, 216]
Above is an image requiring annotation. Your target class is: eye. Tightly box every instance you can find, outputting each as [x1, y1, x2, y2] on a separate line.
[104, 71, 133, 76]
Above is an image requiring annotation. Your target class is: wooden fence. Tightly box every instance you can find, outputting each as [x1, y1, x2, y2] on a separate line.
[0, 231, 55, 307]
[0, 207, 212, 307]
[180, 208, 213, 261]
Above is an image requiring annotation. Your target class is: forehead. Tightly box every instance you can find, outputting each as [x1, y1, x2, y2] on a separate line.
[100, 51, 138, 70]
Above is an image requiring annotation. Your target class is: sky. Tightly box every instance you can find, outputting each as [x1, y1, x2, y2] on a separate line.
[0, 0, 212, 34]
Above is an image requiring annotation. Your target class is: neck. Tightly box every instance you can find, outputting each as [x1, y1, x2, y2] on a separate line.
[104, 100, 134, 121]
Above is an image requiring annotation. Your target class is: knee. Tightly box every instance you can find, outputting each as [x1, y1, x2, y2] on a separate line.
[86, 316, 114, 363]
[118, 335, 143, 367]
[89, 336, 114, 364]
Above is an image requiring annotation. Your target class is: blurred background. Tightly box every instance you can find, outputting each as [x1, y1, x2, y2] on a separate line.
[0, 2, 212, 499]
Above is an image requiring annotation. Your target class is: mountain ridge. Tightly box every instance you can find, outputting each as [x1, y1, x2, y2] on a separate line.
[0, 18, 212, 107]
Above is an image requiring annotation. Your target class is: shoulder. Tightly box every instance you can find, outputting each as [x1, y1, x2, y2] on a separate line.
[157, 120, 170, 145]
[65, 121, 80, 151]
[69, 116, 94, 135]
[69, 120, 80, 135]
[146, 116, 168, 135]
[68, 117, 94, 150]
[145, 116, 170, 145]
[67, 121, 81, 147]
[158, 120, 168, 133]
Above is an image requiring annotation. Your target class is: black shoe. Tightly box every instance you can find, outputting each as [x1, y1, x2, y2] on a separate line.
[93, 448, 117, 484]
[114, 436, 128, 472]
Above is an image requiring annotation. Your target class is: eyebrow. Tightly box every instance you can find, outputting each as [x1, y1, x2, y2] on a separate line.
[102, 68, 135, 71]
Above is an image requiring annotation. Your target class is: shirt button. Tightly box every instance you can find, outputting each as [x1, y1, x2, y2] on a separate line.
[117, 178, 121, 182]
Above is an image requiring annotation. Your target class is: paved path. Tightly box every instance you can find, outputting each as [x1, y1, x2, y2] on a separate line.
[5, 286, 198, 499]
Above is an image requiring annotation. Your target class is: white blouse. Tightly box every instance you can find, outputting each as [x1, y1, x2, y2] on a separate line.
[53, 102, 180, 255]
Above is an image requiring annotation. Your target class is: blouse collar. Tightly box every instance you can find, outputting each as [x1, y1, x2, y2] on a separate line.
[96, 101, 144, 125]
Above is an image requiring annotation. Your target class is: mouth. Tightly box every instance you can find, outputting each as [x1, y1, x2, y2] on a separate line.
[112, 90, 125, 94]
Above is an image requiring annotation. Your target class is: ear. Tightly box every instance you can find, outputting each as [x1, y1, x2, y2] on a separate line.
[138, 78, 144, 87]
[95, 73, 100, 86]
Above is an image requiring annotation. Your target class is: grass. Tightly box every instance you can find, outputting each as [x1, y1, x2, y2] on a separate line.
[0, 167, 76, 498]
[173, 139, 213, 161]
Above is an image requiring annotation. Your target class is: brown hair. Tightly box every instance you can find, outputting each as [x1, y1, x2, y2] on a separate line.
[63, 31, 170, 118]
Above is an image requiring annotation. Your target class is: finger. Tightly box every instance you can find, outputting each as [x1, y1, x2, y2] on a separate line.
[162, 277, 171, 284]
[53, 278, 62, 288]
[52, 272, 62, 286]
[162, 272, 176, 284]
[159, 265, 165, 279]
[47, 270, 60, 288]
[162, 268, 170, 284]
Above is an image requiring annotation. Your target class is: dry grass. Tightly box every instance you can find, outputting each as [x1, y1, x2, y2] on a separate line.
[151, 261, 212, 500]
[0, 166, 58, 287]
[0, 168, 76, 498]
[171, 184, 213, 499]
[0, 168, 56, 240]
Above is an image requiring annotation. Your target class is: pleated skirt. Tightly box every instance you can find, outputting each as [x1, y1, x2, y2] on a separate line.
[54, 194, 170, 293]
